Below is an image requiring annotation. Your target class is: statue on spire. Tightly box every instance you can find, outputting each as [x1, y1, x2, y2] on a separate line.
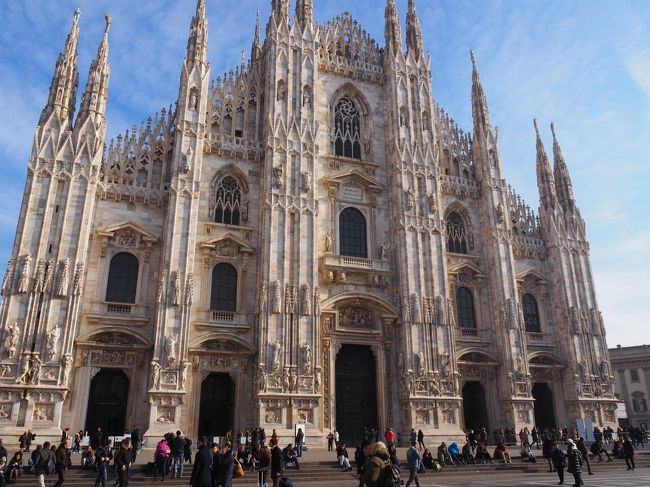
[385, 0, 403, 56]
[551, 123, 577, 212]
[470, 50, 491, 136]
[406, 0, 423, 61]
[185, 0, 208, 69]
[534, 119, 558, 211]
[296, 0, 313, 30]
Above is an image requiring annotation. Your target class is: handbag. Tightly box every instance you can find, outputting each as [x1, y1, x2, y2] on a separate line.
[234, 458, 245, 478]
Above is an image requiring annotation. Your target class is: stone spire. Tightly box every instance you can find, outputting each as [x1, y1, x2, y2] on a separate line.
[551, 123, 576, 212]
[385, 0, 403, 56]
[534, 119, 558, 211]
[75, 13, 111, 134]
[39, 9, 81, 127]
[295, 0, 313, 30]
[272, 0, 290, 23]
[251, 10, 261, 61]
[405, 0, 423, 61]
[471, 51, 491, 136]
[186, 0, 208, 69]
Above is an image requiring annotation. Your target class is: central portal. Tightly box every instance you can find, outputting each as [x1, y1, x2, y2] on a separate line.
[462, 381, 489, 433]
[335, 344, 378, 445]
[85, 369, 129, 436]
[198, 373, 235, 438]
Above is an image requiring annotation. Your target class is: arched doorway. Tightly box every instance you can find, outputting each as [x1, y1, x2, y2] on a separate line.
[335, 344, 378, 445]
[462, 381, 489, 433]
[85, 369, 129, 435]
[198, 373, 235, 438]
[532, 383, 556, 428]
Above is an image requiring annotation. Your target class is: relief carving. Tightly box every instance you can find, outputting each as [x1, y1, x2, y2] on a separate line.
[339, 306, 373, 328]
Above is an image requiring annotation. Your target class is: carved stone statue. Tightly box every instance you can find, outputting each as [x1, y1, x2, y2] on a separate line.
[1, 256, 15, 294]
[427, 193, 437, 214]
[272, 341, 282, 372]
[182, 147, 193, 174]
[301, 283, 312, 316]
[324, 233, 333, 253]
[271, 281, 282, 314]
[46, 326, 61, 360]
[173, 272, 181, 306]
[241, 201, 249, 222]
[16, 354, 31, 384]
[397, 352, 405, 375]
[496, 202, 505, 223]
[61, 355, 73, 386]
[150, 361, 161, 389]
[302, 344, 313, 375]
[29, 355, 42, 385]
[166, 336, 177, 368]
[314, 366, 322, 391]
[72, 262, 85, 296]
[257, 365, 267, 393]
[405, 187, 416, 210]
[57, 259, 69, 297]
[313, 287, 321, 316]
[379, 242, 389, 260]
[289, 369, 298, 393]
[44, 259, 55, 293]
[258, 280, 267, 313]
[416, 352, 425, 378]
[18, 254, 31, 294]
[302, 170, 312, 193]
[179, 360, 190, 389]
[157, 272, 168, 304]
[273, 165, 284, 188]
[5, 323, 19, 359]
[34, 259, 46, 293]
[285, 283, 297, 314]
[401, 294, 410, 322]
[303, 86, 311, 107]
[282, 368, 290, 392]
[189, 88, 198, 111]
[184, 273, 194, 305]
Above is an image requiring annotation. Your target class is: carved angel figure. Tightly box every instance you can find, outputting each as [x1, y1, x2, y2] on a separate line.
[5, 323, 20, 359]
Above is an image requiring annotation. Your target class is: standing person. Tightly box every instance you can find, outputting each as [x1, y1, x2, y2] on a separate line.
[326, 432, 334, 452]
[417, 430, 425, 451]
[333, 430, 340, 448]
[112, 439, 132, 487]
[543, 436, 555, 472]
[154, 437, 170, 482]
[295, 428, 304, 458]
[26, 431, 35, 452]
[91, 428, 103, 451]
[576, 438, 593, 476]
[52, 439, 71, 487]
[94, 440, 113, 487]
[405, 442, 421, 487]
[184, 437, 193, 466]
[171, 431, 186, 478]
[355, 440, 371, 487]
[33, 441, 56, 487]
[60, 429, 71, 445]
[270, 444, 283, 487]
[384, 429, 396, 446]
[218, 443, 234, 487]
[256, 445, 271, 487]
[361, 442, 391, 487]
[551, 443, 565, 485]
[0, 439, 7, 461]
[622, 437, 635, 471]
[210, 443, 221, 487]
[72, 432, 81, 454]
[189, 437, 212, 487]
[566, 440, 583, 487]
[130, 427, 141, 462]
[409, 429, 417, 446]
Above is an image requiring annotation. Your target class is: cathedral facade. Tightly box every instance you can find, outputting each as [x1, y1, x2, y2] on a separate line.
[0, 0, 617, 445]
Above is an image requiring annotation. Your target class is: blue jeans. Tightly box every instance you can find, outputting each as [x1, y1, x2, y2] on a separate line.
[296, 444, 303, 457]
[172, 454, 184, 477]
[94, 464, 107, 487]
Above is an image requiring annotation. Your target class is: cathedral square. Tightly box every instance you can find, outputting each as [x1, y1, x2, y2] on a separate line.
[0, 0, 617, 447]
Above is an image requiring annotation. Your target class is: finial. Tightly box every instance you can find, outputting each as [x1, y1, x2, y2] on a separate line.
[470, 50, 476, 67]
[73, 8, 81, 25]
[533, 118, 540, 137]
[242, 49, 245, 65]
[550, 122, 557, 141]
[104, 13, 112, 34]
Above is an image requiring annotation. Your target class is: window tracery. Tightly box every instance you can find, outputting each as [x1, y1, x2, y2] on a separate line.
[446, 211, 469, 254]
[334, 97, 362, 160]
[213, 175, 242, 226]
[522, 293, 541, 333]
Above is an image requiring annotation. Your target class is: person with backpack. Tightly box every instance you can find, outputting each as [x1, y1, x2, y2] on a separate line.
[33, 441, 56, 487]
[361, 442, 400, 487]
[551, 442, 565, 485]
[189, 437, 212, 487]
[52, 439, 71, 487]
[93, 440, 113, 487]
[405, 442, 421, 487]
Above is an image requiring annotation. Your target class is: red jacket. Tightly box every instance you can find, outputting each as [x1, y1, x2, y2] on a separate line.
[385, 431, 396, 444]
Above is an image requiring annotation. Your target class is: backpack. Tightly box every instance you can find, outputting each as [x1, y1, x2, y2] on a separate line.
[279, 478, 293, 487]
[45, 456, 56, 475]
[378, 459, 402, 487]
[233, 458, 244, 478]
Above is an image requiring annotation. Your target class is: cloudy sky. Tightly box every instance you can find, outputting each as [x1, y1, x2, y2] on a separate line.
[0, 0, 648, 346]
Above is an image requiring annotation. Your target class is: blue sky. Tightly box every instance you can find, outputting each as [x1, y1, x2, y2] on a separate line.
[0, 0, 648, 347]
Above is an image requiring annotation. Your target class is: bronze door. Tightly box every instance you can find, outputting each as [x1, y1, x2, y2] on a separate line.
[335, 344, 378, 446]
[85, 369, 129, 435]
[198, 373, 235, 438]
[462, 381, 489, 433]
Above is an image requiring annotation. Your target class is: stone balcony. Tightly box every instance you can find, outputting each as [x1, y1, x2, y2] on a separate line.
[526, 331, 556, 348]
[454, 327, 492, 343]
[320, 254, 391, 287]
[193, 310, 251, 332]
[86, 301, 150, 326]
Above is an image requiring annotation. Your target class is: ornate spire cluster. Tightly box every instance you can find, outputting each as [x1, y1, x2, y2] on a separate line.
[507, 185, 541, 238]
[186, 0, 208, 68]
[251, 10, 261, 61]
[295, 0, 313, 30]
[534, 119, 558, 210]
[551, 123, 576, 212]
[405, 0, 423, 61]
[272, 0, 290, 23]
[40, 9, 81, 127]
[75, 13, 111, 134]
[470, 51, 491, 135]
[384, 0, 403, 56]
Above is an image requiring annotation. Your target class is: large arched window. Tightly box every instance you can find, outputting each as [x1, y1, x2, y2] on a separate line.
[522, 293, 541, 333]
[105, 252, 139, 304]
[456, 287, 476, 329]
[210, 263, 237, 311]
[334, 97, 362, 159]
[214, 176, 241, 225]
[446, 211, 469, 254]
[339, 207, 367, 258]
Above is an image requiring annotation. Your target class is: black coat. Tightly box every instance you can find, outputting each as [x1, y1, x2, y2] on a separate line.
[55, 446, 71, 469]
[219, 451, 234, 487]
[567, 449, 582, 474]
[271, 446, 283, 477]
[190, 446, 213, 487]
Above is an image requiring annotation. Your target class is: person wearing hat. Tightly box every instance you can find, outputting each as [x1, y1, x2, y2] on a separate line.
[566, 440, 583, 487]
[406, 441, 422, 487]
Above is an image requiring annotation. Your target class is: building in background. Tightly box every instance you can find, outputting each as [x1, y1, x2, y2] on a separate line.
[0, 0, 617, 444]
[610, 345, 650, 429]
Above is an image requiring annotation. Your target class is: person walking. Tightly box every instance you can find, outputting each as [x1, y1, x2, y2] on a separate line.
[566, 440, 583, 487]
[171, 431, 186, 478]
[361, 442, 391, 487]
[256, 445, 271, 487]
[355, 440, 371, 487]
[405, 442, 421, 487]
[576, 438, 593, 476]
[417, 430, 425, 451]
[189, 437, 212, 487]
[33, 441, 55, 487]
[112, 439, 132, 487]
[52, 439, 71, 487]
[93, 440, 113, 487]
[623, 437, 635, 471]
[218, 443, 234, 487]
[551, 443, 566, 485]
[130, 428, 141, 462]
[271, 444, 283, 487]
[295, 428, 304, 458]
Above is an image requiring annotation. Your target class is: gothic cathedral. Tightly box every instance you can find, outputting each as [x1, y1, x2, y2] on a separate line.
[0, 0, 617, 444]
